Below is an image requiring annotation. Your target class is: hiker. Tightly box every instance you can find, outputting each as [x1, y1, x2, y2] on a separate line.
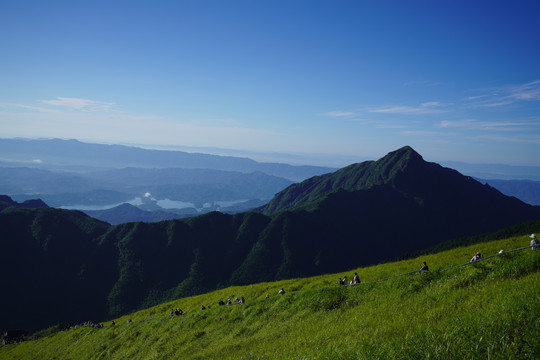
[420, 262, 429, 271]
[279, 288, 285, 295]
[227, 298, 232, 305]
[338, 277, 343, 286]
[352, 272, 360, 285]
[470, 252, 482, 262]
[531, 234, 539, 250]
[265, 294, 270, 300]
[218, 300, 225, 306]
[111, 321, 115, 326]
[170, 309, 175, 317]
[343, 276, 348, 286]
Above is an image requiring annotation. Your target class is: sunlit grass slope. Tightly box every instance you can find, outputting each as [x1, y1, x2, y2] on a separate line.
[2, 235, 539, 360]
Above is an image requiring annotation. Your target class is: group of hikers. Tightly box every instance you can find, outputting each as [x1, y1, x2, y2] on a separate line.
[169, 288, 290, 317]
[469, 234, 538, 263]
[216, 296, 245, 308]
[338, 272, 361, 286]
[218, 297, 245, 306]
[69, 320, 104, 329]
[169, 308, 184, 316]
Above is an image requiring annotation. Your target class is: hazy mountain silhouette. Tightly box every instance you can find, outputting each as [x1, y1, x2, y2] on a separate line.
[82, 203, 183, 225]
[0, 138, 334, 182]
[476, 178, 540, 205]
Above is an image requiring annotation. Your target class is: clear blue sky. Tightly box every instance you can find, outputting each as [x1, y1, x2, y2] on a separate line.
[1, 0, 539, 167]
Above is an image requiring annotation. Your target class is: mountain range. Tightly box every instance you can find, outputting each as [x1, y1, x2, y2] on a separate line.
[1, 146, 540, 333]
[2, 138, 540, 226]
[0, 138, 334, 182]
[0, 138, 337, 217]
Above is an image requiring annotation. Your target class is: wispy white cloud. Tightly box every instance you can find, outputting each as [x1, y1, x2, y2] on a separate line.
[507, 80, 540, 101]
[42, 97, 116, 111]
[465, 80, 540, 108]
[319, 110, 357, 118]
[402, 80, 442, 87]
[400, 130, 442, 136]
[375, 124, 408, 129]
[370, 102, 445, 114]
[0, 102, 61, 113]
[468, 134, 540, 144]
[318, 110, 371, 123]
[440, 119, 538, 131]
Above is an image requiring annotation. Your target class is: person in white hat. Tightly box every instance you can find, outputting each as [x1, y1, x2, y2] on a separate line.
[530, 234, 539, 251]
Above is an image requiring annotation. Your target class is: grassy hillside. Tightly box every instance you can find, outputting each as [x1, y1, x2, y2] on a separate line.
[2, 234, 539, 360]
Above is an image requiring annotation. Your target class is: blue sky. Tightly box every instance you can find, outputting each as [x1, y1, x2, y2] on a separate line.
[1, 0, 539, 167]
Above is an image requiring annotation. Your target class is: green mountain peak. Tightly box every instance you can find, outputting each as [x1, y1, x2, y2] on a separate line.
[260, 146, 428, 214]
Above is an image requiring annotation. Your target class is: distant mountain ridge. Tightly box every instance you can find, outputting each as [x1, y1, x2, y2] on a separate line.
[0, 195, 48, 210]
[82, 203, 183, 225]
[0, 138, 331, 218]
[476, 178, 540, 206]
[2, 146, 540, 332]
[0, 138, 335, 182]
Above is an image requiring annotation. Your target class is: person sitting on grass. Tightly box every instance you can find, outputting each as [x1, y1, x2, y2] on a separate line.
[278, 288, 285, 295]
[352, 272, 360, 284]
[420, 262, 429, 271]
[470, 252, 482, 262]
[530, 234, 539, 251]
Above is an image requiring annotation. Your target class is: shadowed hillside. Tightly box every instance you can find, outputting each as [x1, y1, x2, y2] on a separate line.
[1, 235, 538, 360]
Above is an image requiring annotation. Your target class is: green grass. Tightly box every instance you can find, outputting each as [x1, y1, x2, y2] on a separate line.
[2, 235, 539, 359]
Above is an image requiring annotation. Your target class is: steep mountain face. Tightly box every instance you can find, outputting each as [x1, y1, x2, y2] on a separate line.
[2, 146, 540, 333]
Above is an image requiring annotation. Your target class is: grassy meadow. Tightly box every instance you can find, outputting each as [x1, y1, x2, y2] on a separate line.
[1, 234, 539, 359]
